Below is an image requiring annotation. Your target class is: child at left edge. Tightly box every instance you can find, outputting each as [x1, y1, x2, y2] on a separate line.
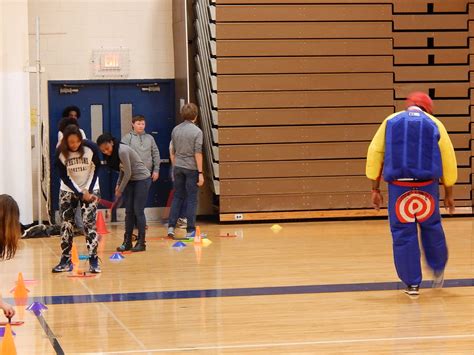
[0, 194, 22, 318]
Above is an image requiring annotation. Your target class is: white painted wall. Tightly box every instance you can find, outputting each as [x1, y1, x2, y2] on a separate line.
[0, 0, 34, 224]
[27, 0, 174, 221]
[28, 0, 174, 80]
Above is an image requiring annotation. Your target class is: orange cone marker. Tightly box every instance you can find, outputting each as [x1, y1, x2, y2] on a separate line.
[12, 273, 29, 299]
[96, 211, 110, 235]
[194, 226, 202, 244]
[1, 324, 17, 354]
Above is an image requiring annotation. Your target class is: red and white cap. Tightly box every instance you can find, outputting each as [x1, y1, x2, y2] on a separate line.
[405, 91, 433, 114]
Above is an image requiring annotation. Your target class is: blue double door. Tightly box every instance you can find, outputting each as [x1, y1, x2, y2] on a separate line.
[48, 80, 175, 216]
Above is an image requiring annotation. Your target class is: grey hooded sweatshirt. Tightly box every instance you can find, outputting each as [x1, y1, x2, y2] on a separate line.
[121, 131, 161, 174]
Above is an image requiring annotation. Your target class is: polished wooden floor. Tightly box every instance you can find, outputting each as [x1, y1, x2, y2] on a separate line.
[0, 217, 473, 354]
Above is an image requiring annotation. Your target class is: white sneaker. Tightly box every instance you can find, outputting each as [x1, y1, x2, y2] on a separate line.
[176, 218, 188, 229]
[404, 285, 420, 297]
[167, 226, 175, 238]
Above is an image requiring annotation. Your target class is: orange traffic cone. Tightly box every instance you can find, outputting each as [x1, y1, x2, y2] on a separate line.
[71, 243, 81, 274]
[13, 272, 29, 319]
[67, 243, 96, 278]
[13, 273, 29, 299]
[1, 324, 17, 354]
[194, 226, 202, 244]
[96, 211, 109, 235]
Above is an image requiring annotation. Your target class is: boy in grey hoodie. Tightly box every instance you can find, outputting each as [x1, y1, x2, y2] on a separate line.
[121, 115, 161, 181]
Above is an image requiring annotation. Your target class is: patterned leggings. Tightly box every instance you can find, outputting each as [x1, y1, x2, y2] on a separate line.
[59, 190, 100, 258]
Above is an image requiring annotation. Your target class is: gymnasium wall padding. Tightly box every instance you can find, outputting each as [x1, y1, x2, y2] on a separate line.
[205, 0, 474, 220]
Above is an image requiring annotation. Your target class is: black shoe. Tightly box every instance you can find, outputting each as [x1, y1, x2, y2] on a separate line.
[116, 243, 132, 252]
[89, 255, 101, 273]
[52, 257, 72, 273]
[404, 285, 420, 297]
[131, 243, 146, 252]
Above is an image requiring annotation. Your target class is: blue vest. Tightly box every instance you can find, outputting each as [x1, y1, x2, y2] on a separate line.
[383, 110, 443, 182]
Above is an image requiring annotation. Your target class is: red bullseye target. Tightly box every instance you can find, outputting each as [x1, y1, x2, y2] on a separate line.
[395, 190, 435, 223]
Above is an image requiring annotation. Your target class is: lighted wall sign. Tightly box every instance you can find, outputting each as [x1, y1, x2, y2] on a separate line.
[91, 48, 130, 78]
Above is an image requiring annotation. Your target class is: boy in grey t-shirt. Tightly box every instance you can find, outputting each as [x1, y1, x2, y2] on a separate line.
[167, 103, 204, 239]
[121, 115, 160, 181]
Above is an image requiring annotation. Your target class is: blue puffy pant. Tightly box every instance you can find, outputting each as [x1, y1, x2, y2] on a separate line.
[388, 180, 448, 286]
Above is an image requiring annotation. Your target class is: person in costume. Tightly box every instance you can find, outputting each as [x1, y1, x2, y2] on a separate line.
[366, 92, 457, 296]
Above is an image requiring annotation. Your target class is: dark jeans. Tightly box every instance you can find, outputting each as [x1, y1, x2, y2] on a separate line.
[179, 199, 187, 218]
[124, 178, 151, 244]
[170, 166, 187, 218]
[168, 167, 198, 232]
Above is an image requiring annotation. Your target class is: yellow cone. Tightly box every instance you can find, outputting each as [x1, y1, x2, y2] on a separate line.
[201, 238, 212, 247]
[270, 224, 283, 233]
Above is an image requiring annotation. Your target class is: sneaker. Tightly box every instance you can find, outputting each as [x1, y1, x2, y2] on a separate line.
[167, 226, 175, 238]
[177, 218, 188, 229]
[131, 243, 146, 252]
[185, 230, 196, 239]
[432, 270, 445, 289]
[404, 285, 420, 297]
[89, 256, 101, 273]
[52, 257, 72, 273]
[116, 243, 132, 252]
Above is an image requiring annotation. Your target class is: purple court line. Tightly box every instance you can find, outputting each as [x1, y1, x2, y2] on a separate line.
[4, 278, 473, 306]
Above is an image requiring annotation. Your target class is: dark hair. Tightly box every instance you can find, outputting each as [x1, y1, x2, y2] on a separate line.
[59, 125, 84, 159]
[180, 103, 198, 121]
[58, 117, 79, 133]
[62, 105, 81, 119]
[97, 132, 115, 146]
[97, 133, 121, 170]
[0, 194, 20, 260]
[132, 115, 145, 123]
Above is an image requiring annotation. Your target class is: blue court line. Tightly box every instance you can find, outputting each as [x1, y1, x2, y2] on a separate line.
[6, 278, 474, 306]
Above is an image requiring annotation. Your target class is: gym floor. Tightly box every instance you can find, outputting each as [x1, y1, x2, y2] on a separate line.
[1, 218, 473, 353]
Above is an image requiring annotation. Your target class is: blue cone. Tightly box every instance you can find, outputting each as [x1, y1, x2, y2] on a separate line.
[109, 252, 125, 261]
[0, 327, 16, 337]
[172, 241, 186, 248]
[26, 301, 48, 316]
